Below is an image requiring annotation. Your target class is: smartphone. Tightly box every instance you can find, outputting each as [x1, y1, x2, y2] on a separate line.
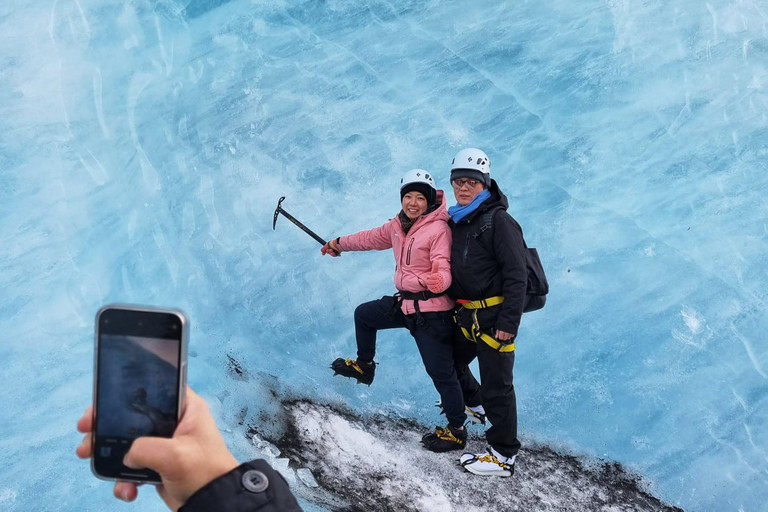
[92, 305, 188, 483]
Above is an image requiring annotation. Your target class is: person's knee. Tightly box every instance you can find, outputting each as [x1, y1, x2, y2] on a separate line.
[454, 364, 471, 377]
[354, 302, 373, 323]
[480, 386, 515, 405]
[427, 369, 455, 385]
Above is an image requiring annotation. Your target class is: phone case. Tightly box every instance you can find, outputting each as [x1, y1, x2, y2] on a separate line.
[91, 304, 189, 484]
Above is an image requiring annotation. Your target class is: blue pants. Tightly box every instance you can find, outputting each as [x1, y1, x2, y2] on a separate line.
[354, 296, 467, 428]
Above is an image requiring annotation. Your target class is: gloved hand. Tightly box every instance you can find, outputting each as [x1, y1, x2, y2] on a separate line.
[425, 262, 444, 293]
[321, 238, 341, 257]
[495, 329, 515, 343]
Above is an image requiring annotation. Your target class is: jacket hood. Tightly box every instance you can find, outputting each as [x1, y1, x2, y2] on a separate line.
[463, 179, 508, 222]
[424, 189, 450, 222]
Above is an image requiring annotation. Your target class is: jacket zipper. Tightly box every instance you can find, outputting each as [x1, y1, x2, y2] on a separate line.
[463, 233, 470, 263]
[406, 238, 415, 265]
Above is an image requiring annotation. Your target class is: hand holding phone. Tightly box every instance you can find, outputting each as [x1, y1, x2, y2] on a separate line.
[91, 305, 189, 484]
[81, 305, 303, 511]
[77, 388, 239, 508]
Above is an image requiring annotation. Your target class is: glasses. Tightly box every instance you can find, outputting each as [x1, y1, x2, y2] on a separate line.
[451, 178, 482, 189]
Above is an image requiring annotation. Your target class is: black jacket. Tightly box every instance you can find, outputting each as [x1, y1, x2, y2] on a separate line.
[448, 180, 528, 337]
[180, 459, 303, 512]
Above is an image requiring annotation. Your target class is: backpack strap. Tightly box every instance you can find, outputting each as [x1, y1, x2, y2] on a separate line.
[474, 207, 548, 310]
[478, 207, 503, 235]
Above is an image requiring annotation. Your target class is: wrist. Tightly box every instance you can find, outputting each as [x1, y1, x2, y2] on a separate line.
[179, 460, 297, 512]
[182, 455, 240, 508]
[193, 453, 239, 496]
[211, 452, 239, 482]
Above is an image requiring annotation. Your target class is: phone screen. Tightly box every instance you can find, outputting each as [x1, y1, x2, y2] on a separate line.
[93, 307, 185, 482]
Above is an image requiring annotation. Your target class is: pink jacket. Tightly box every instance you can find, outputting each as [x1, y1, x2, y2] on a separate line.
[337, 191, 455, 314]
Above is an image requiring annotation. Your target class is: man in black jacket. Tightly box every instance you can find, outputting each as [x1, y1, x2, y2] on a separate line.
[446, 148, 528, 477]
[77, 387, 303, 511]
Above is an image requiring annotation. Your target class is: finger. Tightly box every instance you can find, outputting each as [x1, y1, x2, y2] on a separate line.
[185, 386, 199, 401]
[180, 386, 208, 424]
[114, 481, 138, 502]
[77, 406, 93, 433]
[76, 433, 93, 459]
[124, 437, 177, 475]
[431, 261, 439, 274]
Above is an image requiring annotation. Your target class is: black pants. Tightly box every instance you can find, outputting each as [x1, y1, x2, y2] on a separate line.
[354, 296, 466, 428]
[453, 308, 520, 458]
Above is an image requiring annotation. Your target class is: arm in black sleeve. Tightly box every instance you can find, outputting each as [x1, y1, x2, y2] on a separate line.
[493, 212, 528, 337]
[180, 459, 303, 512]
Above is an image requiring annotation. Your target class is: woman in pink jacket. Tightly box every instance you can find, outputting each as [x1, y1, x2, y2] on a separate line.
[320, 169, 467, 452]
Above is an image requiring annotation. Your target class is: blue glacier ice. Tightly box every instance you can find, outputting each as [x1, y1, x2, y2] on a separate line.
[1, 0, 767, 510]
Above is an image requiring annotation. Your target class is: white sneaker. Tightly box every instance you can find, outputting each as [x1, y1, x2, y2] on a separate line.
[465, 405, 486, 425]
[459, 447, 516, 477]
[435, 402, 487, 425]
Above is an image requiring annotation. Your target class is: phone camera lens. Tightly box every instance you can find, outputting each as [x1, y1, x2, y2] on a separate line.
[138, 322, 143, 327]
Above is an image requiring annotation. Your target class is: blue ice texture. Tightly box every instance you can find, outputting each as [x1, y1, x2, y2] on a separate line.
[0, 0, 767, 511]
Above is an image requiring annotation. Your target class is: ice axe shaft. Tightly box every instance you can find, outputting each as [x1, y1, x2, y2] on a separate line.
[272, 196, 328, 246]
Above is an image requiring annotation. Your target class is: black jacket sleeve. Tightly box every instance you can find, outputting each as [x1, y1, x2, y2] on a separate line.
[179, 459, 303, 512]
[492, 212, 528, 336]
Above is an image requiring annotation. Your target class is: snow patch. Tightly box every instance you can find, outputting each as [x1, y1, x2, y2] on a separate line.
[249, 399, 681, 512]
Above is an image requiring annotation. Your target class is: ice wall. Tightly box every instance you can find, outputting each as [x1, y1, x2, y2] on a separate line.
[0, 0, 766, 510]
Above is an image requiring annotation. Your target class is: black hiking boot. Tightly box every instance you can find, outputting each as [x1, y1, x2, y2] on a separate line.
[330, 358, 376, 386]
[421, 425, 467, 452]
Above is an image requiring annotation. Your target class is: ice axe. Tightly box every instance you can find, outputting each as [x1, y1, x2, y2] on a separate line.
[273, 196, 338, 254]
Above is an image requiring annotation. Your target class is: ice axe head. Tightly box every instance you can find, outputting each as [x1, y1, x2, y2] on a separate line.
[273, 196, 286, 230]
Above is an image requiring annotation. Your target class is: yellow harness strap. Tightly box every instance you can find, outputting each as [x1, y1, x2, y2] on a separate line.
[455, 296, 514, 353]
[457, 296, 505, 310]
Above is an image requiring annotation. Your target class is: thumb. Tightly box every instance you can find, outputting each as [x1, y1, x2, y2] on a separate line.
[124, 437, 176, 475]
[431, 261, 439, 275]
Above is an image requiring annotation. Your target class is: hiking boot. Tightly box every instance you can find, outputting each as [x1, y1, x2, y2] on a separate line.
[421, 425, 467, 452]
[436, 401, 487, 426]
[330, 358, 375, 385]
[459, 447, 516, 477]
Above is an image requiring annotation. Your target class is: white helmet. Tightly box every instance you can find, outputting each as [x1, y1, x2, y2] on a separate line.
[400, 169, 437, 208]
[450, 148, 491, 187]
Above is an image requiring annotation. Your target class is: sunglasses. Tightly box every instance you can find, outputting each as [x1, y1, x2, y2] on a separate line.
[451, 178, 482, 189]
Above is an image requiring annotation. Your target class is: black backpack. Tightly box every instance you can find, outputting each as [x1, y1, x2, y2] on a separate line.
[480, 208, 549, 313]
[522, 244, 548, 312]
